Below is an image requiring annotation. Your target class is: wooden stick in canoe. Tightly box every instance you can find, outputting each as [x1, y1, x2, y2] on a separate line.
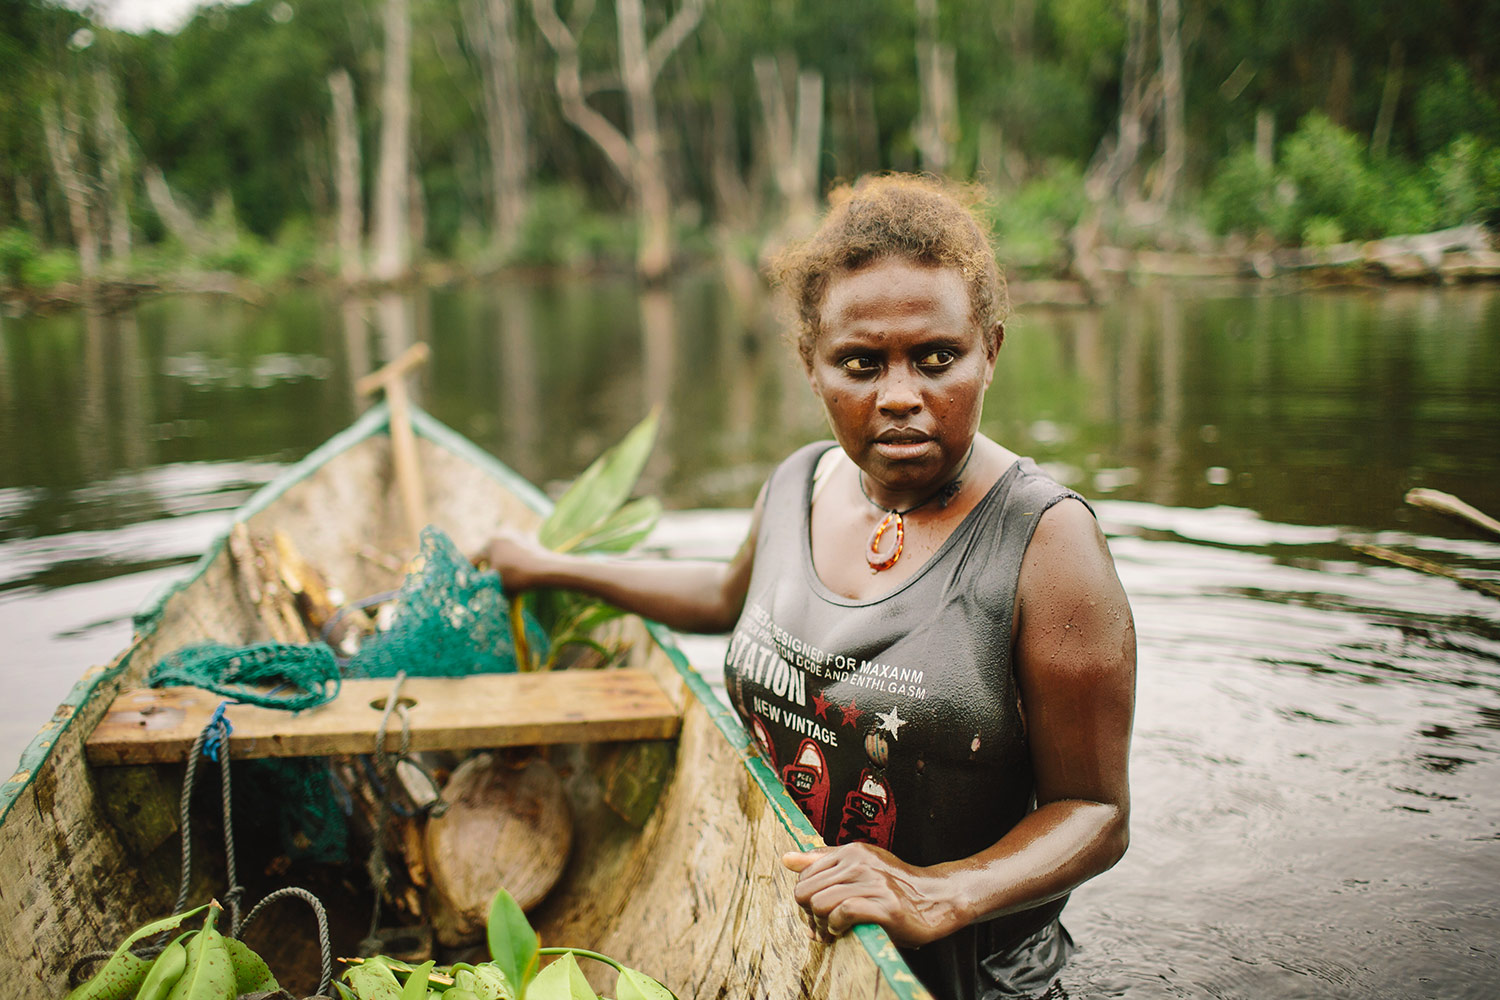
[1404, 488, 1500, 539]
[356, 341, 431, 548]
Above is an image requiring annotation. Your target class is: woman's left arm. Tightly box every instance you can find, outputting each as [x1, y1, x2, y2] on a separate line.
[783, 497, 1136, 946]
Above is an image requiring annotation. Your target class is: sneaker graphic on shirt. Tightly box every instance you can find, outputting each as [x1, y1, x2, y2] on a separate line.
[750, 714, 778, 771]
[781, 738, 831, 832]
[837, 768, 897, 849]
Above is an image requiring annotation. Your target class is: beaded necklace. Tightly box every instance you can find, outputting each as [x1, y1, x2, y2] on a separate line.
[857, 445, 974, 572]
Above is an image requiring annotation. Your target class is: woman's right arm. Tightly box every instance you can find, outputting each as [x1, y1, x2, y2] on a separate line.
[478, 487, 764, 635]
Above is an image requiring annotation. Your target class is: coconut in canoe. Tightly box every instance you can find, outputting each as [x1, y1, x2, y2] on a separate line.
[0, 401, 932, 1000]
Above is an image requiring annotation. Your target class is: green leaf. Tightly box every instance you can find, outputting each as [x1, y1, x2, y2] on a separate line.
[538, 409, 660, 553]
[616, 968, 678, 1000]
[400, 960, 436, 1000]
[526, 952, 598, 1000]
[112, 902, 212, 957]
[486, 890, 539, 994]
[550, 599, 625, 642]
[471, 963, 518, 1000]
[343, 959, 402, 1000]
[573, 496, 663, 553]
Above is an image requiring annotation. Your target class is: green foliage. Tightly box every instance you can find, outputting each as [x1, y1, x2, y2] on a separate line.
[1300, 215, 1344, 248]
[538, 409, 660, 553]
[990, 162, 1088, 272]
[5, 0, 1500, 287]
[1413, 61, 1500, 158]
[1203, 148, 1284, 238]
[521, 409, 661, 671]
[486, 889, 539, 995]
[0, 228, 38, 287]
[512, 187, 637, 271]
[994, 61, 1099, 163]
[1280, 113, 1382, 240]
[1429, 136, 1500, 228]
[527, 953, 594, 1000]
[22, 248, 82, 287]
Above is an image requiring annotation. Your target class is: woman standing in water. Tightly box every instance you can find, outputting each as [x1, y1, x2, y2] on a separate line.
[481, 174, 1135, 999]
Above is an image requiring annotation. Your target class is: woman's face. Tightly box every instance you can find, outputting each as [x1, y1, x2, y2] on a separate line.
[808, 257, 999, 496]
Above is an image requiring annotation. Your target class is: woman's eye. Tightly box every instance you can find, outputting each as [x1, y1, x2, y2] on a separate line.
[920, 349, 957, 368]
[840, 356, 878, 373]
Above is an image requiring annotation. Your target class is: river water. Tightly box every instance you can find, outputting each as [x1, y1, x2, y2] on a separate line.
[2, 275, 1498, 997]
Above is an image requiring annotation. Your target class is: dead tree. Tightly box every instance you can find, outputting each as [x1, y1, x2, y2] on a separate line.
[41, 95, 100, 284]
[1144, 0, 1185, 213]
[1074, 0, 1191, 284]
[328, 69, 365, 283]
[143, 165, 208, 254]
[531, 0, 708, 282]
[913, 0, 957, 176]
[92, 66, 133, 265]
[752, 53, 822, 264]
[371, 0, 414, 283]
[463, 0, 530, 259]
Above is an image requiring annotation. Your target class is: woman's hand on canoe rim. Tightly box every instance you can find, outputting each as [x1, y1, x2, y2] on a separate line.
[781, 843, 965, 948]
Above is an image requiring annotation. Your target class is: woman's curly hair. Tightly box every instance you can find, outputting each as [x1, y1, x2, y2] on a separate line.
[770, 173, 1007, 368]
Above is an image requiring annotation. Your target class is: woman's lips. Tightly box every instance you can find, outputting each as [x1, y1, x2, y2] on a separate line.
[872, 437, 934, 460]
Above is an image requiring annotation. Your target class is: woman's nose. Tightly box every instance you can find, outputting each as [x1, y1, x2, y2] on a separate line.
[877, 368, 923, 415]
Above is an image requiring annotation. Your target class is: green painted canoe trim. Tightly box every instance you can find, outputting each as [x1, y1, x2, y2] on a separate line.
[0, 403, 926, 1000]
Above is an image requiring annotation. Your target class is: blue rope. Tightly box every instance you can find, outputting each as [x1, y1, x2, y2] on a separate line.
[203, 701, 238, 762]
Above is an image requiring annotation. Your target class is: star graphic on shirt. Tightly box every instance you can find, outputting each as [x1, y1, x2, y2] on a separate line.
[811, 691, 832, 721]
[839, 698, 863, 728]
[875, 706, 907, 739]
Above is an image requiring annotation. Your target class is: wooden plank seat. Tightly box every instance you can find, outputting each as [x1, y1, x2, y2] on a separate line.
[85, 668, 681, 765]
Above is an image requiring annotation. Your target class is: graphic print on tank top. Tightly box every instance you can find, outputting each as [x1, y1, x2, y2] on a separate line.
[724, 600, 931, 851]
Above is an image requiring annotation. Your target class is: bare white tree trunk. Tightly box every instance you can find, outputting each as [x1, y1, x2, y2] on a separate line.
[371, 0, 413, 283]
[913, 0, 957, 176]
[465, 0, 529, 258]
[1255, 108, 1275, 168]
[92, 67, 132, 264]
[1086, 0, 1153, 204]
[753, 53, 822, 261]
[1371, 41, 1404, 159]
[328, 69, 365, 283]
[41, 97, 100, 283]
[616, 0, 672, 281]
[531, 0, 707, 282]
[1145, 0, 1185, 211]
[143, 164, 207, 253]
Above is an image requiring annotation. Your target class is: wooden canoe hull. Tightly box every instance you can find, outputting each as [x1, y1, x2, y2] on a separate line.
[0, 404, 929, 1000]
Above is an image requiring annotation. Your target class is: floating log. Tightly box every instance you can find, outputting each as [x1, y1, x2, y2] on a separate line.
[1351, 542, 1500, 600]
[1404, 488, 1500, 539]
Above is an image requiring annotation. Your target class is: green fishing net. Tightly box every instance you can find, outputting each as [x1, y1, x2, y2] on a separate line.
[345, 526, 549, 678]
[148, 525, 548, 862]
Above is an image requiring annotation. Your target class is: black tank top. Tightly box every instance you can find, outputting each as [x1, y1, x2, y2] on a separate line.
[723, 442, 1082, 999]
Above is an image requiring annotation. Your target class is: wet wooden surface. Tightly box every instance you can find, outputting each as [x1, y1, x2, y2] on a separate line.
[86, 668, 681, 764]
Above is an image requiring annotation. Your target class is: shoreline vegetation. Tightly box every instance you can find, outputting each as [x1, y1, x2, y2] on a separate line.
[5, 216, 1496, 316]
[4, 0, 1499, 314]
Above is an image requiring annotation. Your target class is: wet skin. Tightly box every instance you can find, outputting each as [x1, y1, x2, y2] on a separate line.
[808, 258, 998, 506]
[479, 256, 1136, 953]
[805, 258, 1009, 602]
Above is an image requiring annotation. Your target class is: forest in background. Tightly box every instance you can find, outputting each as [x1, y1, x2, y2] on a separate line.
[2, 0, 1498, 297]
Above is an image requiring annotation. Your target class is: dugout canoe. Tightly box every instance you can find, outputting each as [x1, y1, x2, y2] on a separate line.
[0, 403, 932, 1000]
